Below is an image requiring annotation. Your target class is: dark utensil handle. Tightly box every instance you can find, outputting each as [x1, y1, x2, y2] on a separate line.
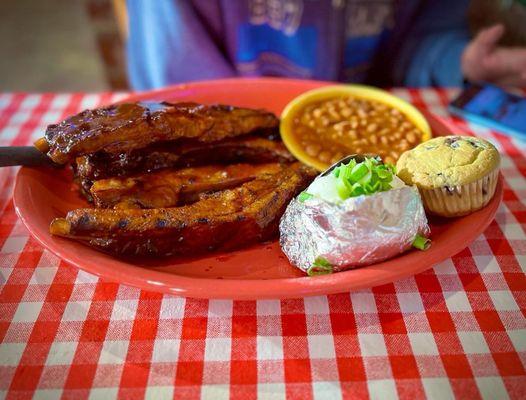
[0, 146, 55, 167]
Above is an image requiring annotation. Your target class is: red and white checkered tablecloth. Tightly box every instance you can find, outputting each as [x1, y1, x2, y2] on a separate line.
[0, 89, 525, 400]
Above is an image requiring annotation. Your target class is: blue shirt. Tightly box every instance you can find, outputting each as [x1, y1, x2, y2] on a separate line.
[126, 0, 470, 90]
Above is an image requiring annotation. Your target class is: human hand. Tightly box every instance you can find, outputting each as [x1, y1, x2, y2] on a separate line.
[462, 24, 526, 88]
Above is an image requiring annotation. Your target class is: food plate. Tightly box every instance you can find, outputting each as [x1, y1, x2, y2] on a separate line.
[13, 78, 503, 299]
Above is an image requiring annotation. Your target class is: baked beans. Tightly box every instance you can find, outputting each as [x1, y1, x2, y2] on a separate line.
[292, 96, 424, 165]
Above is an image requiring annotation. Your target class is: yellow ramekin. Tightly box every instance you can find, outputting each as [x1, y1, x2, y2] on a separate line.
[280, 85, 432, 171]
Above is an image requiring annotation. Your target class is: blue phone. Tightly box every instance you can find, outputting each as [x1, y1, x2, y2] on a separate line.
[449, 83, 526, 141]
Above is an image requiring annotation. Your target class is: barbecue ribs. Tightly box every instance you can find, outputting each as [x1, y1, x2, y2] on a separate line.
[73, 135, 293, 181]
[50, 163, 315, 256]
[36, 102, 279, 164]
[42, 100, 315, 257]
[90, 162, 287, 209]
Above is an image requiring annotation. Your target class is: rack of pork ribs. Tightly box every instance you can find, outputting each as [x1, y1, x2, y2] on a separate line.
[35, 101, 316, 257]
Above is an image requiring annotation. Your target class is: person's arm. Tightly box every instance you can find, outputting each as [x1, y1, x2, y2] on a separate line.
[392, 0, 470, 87]
[126, 0, 235, 90]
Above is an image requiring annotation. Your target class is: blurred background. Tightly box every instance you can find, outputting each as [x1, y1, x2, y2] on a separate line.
[1, 0, 525, 92]
[0, 0, 127, 92]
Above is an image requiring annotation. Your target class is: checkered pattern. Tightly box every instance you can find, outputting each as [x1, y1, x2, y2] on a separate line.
[0, 90, 525, 400]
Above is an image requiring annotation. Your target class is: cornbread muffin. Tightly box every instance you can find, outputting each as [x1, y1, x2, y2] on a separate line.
[396, 136, 500, 217]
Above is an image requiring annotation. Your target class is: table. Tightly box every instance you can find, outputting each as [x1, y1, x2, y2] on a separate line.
[0, 89, 525, 400]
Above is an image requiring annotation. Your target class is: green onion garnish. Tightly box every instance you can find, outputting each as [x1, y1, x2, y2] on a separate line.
[376, 165, 393, 180]
[336, 177, 351, 199]
[364, 181, 381, 193]
[350, 163, 368, 181]
[381, 181, 392, 191]
[298, 191, 313, 202]
[332, 156, 396, 200]
[307, 256, 333, 276]
[350, 182, 365, 197]
[412, 234, 431, 250]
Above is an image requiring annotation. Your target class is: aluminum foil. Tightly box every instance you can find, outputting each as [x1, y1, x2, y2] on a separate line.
[279, 185, 430, 273]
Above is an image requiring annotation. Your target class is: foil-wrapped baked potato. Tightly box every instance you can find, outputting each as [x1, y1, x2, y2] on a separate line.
[279, 155, 430, 275]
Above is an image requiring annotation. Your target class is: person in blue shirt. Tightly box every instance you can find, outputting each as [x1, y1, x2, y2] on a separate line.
[124, 0, 526, 90]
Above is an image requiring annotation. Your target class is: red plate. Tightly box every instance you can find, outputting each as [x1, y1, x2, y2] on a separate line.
[13, 78, 502, 299]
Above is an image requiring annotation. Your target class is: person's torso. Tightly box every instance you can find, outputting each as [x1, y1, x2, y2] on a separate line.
[213, 0, 397, 82]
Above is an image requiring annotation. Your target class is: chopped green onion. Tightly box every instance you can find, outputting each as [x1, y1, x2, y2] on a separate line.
[307, 256, 333, 276]
[298, 191, 314, 202]
[358, 167, 373, 183]
[365, 181, 381, 193]
[381, 181, 392, 191]
[350, 163, 368, 181]
[339, 166, 352, 182]
[336, 177, 351, 199]
[412, 234, 431, 250]
[329, 156, 397, 201]
[350, 182, 365, 196]
[376, 167, 391, 180]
